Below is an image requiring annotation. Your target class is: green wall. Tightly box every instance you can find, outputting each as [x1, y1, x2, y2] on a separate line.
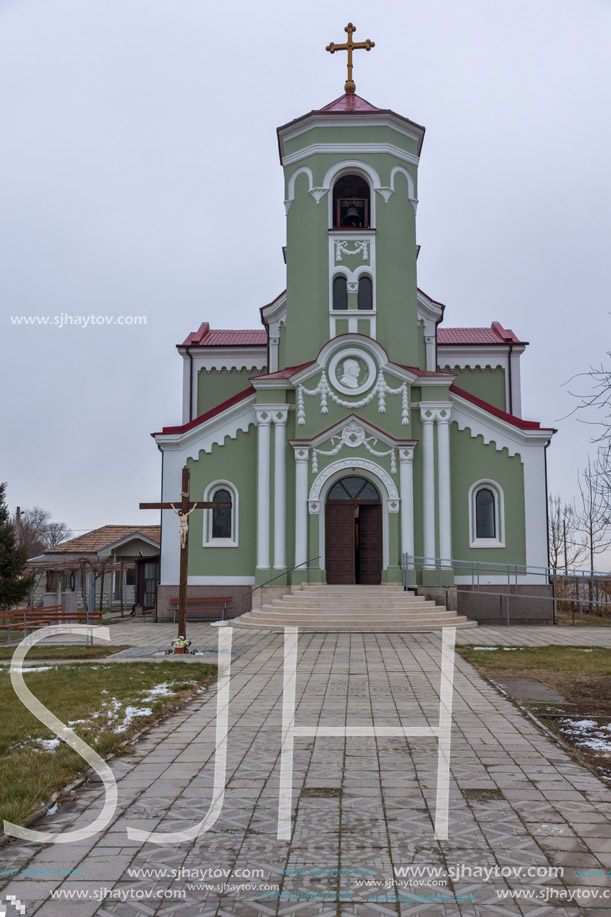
[186, 427, 258, 576]
[441, 366, 506, 412]
[197, 366, 266, 415]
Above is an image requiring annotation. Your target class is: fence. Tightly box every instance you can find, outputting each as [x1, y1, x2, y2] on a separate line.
[401, 554, 611, 626]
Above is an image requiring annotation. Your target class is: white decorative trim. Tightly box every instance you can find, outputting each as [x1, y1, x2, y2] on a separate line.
[334, 239, 370, 261]
[282, 141, 420, 169]
[284, 166, 331, 213]
[187, 576, 255, 585]
[155, 395, 256, 459]
[328, 347, 377, 396]
[202, 480, 239, 548]
[297, 368, 408, 425]
[293, 446, 310, 567]
[468, 480, 505, 548]
[311, 421, 397, 474]
[273, 408, 289, 569]
[450, 392, 553, 457]
[179, 346, 266, 422]
[388, 165, 418, 210]
[278, 112, 424, 159]
[309, 458, 399, 506]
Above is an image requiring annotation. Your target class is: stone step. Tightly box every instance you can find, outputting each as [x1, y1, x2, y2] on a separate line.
[294, 585, 405, 592]
[235, 610, 470, 624]
[232, 620, 477, 631]
[253, 607, 460, 619]
[232, 583, 476, 632]
[267, 600, 440, 610]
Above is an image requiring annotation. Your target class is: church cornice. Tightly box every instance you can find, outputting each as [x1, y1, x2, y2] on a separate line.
[289, 414, 418, 449]
[277, 110, 425, 162]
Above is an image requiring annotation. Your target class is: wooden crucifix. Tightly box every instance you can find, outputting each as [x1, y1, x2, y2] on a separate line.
[326, 22, 375, 94]
[140, 466, 231, 643]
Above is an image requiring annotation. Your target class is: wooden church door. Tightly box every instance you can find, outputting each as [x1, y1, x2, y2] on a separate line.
[325, 503, 356, 584]
[325, 477, 382, 585]
[358, 504, 382, 585]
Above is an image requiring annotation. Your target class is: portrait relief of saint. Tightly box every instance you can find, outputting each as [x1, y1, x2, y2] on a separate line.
[339, 358, 362, 389]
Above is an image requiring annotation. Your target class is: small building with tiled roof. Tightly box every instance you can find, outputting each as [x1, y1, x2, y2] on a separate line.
[28, 525, 160, 611]
[150, 68, 554, 623]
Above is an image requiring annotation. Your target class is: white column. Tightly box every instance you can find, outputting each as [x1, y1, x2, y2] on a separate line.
[420, 408, 436, 569]
[436, 407, 452, 567]
[273, 409, 288, 569]
[256, 411, 271, 569]
[399, 447, 415, 565]
[294, 447, 309, 567]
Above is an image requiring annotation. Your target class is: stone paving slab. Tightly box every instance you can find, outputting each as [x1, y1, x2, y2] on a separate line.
[0, 627, 610, 916]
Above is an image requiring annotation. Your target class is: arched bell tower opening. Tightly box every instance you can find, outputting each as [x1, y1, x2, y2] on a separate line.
[332, 174, 371, 229]
[325, 476, 382, 584]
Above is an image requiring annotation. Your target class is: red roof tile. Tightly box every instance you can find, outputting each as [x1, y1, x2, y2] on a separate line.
[181, 323, 266, 347]
[48, 526, 160, 554]
[451, 385, 555, 432]
[438, 323, 524, 345]
[319, 93, 382, 113]
[251, 361, 315, 381]
[157, 386, 256, 436]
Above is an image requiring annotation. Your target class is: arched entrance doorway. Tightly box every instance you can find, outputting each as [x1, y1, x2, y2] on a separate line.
[325, 476, 382, 585]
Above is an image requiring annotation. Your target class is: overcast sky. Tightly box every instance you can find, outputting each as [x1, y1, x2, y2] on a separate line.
[1, 0, 610, 548]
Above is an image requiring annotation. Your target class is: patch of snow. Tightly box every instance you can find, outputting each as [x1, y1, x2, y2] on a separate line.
[47, 802, 58, 815]
[113, 706, 153, 734]
[559, 718, 611, 754]
[141, 683, 181, 700]
[22, 666, 56, 673]
[210, 620, 229, 627]
[473, 646, 499, 651]
[502, 648, 520, 651]
[35, 738, 61, 752]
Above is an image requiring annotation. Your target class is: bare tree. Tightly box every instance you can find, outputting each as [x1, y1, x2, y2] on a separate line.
[13, 506, 72, 557]
[548, 493, 587, 573]
[575, 452, 611, 611]
[44, 521, 72, 547]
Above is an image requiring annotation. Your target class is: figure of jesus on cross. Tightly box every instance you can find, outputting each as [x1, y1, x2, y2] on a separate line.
[140, 467, 231, 647]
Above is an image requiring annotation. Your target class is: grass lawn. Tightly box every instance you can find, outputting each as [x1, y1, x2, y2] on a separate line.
[0, 645, 131, 661]
[556, 609, 611, 626]
[457, 644, 611, 779]
[0, 661, 216, 830]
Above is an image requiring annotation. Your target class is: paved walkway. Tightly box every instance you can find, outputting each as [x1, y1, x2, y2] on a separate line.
[1, 626, 611, 915]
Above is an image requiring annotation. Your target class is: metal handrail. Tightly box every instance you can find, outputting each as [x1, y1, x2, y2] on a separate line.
[250, 556, 321, 594]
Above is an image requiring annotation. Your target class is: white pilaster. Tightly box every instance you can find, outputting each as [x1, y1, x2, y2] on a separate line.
[399, 446, 415, 566]
[273, 408, 289, 569]
[294, 447, 310, 567]
[255, 409, 272, 569]
[436, 406, 452, 567]
[420, 407, 436, 569]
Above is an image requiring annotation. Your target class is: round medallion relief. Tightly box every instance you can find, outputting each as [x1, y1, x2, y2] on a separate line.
[328, 348, 377, 396]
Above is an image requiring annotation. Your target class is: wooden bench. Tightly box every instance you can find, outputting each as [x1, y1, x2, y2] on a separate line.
[0, 607, 103, 643]
[169, 596, 232, 623]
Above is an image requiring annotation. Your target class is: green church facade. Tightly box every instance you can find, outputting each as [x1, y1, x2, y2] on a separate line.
[152, 89, 554, 618]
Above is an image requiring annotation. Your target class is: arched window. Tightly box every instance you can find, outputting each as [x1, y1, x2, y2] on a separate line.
[358, 276, 373, 310]
[475, 488, 495, 539]
[332, 174, 370, 229]
[469, 481, 505, 547]
[333, 276, 348, 310]
[203, 481, 238, 547]
[212, 489, 232, 539]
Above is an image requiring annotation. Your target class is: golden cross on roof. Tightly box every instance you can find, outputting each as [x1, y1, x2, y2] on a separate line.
[326, 22, 375, 94]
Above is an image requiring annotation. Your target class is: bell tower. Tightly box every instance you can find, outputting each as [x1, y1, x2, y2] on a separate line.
[277, 27, 425, 369]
